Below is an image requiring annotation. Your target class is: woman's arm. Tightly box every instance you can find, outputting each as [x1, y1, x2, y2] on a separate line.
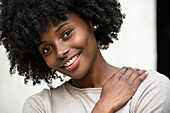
[92, 67, 149, 113]
[22, 95, 46, 113]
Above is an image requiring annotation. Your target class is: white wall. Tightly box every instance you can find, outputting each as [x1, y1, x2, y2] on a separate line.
[0, 0, 156, 113]
[102, 0, 156, 70]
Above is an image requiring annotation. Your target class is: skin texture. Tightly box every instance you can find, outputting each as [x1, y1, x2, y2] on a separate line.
[39, 13, 119, 88]
[39, 13, 149, 112]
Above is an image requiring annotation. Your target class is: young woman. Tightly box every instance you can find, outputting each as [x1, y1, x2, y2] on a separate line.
[0, 0, 169, 113]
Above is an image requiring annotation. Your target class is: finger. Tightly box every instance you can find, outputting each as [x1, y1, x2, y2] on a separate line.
[134, 68, 147, 73]
[120, 67, 134, 80]
[114, 67, 128, 79]
[128, 70, 147, 83]
[133, 68, 141, 71]
[132, 72, 149, 89]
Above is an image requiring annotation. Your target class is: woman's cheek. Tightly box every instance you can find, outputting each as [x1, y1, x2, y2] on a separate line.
[70, 32, 88, 48]
[44, 54, 57, 69]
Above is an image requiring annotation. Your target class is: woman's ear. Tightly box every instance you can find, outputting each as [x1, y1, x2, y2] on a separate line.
[89, 20, 99, 31]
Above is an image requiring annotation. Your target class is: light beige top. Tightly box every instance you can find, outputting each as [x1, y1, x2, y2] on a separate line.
[22, 70, 170, 113]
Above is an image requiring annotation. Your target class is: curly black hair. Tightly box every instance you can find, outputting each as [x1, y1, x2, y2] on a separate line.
[0, 0, 125, 85]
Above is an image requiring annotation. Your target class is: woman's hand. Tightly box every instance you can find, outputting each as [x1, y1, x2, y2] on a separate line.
[92, 67, 149, 113]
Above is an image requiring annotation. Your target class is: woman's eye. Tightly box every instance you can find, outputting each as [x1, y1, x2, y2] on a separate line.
[42, 46, 51, 54]
[63, 30, 72, 39]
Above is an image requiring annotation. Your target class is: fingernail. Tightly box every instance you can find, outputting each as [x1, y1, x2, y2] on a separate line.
[145, 72, 149, 76]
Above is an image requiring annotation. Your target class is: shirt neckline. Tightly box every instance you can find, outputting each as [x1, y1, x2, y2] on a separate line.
[65, 81, 102, 93]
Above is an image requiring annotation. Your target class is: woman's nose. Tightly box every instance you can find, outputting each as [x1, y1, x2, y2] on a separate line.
[56, 48, 70, 59]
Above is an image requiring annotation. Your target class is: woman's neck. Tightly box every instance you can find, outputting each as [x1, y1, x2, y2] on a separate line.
[71, 50, 119, 88]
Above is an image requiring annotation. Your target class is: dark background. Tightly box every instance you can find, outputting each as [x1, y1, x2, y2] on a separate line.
[157, 0, 170, 78]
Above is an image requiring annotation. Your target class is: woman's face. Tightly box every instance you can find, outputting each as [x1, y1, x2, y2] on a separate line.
[38, 13, 99, 79]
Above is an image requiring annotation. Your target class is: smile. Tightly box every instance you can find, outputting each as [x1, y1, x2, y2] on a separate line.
[63, 53, 81, 71]
[64, 55, 79, 67]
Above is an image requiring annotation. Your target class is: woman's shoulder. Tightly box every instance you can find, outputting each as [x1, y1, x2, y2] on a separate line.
[138, 69, 170, 95]
[139, 69, 169, 90]
[147, 69, 169, 83]
[26, 82, 68, 99]
[22, 82, 68, 113]
[135, 69, 170, 93]
[130, 69, 170, 113]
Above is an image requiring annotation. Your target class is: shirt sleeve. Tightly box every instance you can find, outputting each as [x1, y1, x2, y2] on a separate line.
[130, 70, 170, 113]
[22, 95, 46, 113]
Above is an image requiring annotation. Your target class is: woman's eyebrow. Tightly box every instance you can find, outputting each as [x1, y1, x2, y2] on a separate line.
[37, 22, 69, 47]
[37, 41, 46, 47]
[56, 22, 69, 32]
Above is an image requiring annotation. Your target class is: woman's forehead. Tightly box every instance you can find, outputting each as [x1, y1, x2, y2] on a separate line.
[45, 13, 86, 30]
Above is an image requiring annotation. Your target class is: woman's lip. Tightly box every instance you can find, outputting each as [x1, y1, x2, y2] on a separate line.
[60, 52, 81, 67]
[64, 54, 81, 71]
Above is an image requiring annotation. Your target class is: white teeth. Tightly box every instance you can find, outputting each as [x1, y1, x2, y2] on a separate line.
[66, 62, 70, 66]
[64, 55, 79, 67]
[72, 58, 75, 61]
[69, 60, 73, 64]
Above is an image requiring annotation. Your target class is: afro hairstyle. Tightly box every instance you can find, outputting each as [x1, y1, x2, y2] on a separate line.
[0, 0, 125, 85]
